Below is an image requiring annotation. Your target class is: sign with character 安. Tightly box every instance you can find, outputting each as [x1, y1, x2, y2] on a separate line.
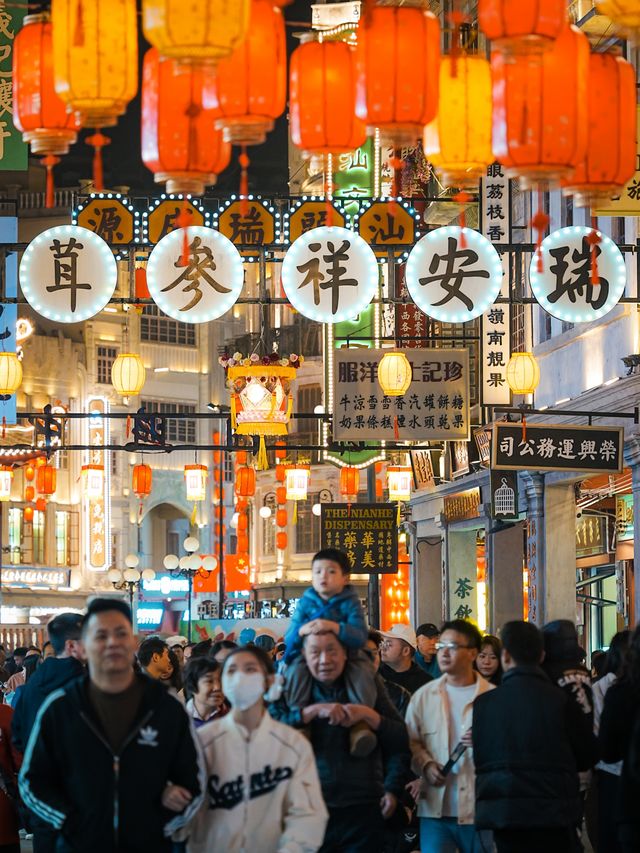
[333, 348, 470, 442]
[321, 503, 398, 574]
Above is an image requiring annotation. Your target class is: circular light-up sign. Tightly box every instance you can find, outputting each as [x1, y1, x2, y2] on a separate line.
[281, 225, 378, 323]
[146, 226, 244, 323]
[529, 226, 626, 323]
[19, 225, 117, 323]
[405, 226, 503, 324]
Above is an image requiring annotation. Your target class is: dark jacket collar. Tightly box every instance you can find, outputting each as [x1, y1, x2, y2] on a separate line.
[502, 664, 550, 684]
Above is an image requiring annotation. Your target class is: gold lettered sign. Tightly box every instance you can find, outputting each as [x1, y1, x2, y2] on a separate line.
[147, 199, 204, 244]
[358, 201, 416, 258]
[594, 105, 640, 216]
[217, 200, 276, 254]
[77, 197, 134, 244]
[286, 201, 345, 244]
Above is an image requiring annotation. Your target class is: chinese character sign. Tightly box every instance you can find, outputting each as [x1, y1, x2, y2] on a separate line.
[19, 226, 117, 322]
[594, 107, 640, 217]
[77, 197, 134, 244]
[146, 226, 244, 323]
[395, 263, 428, 348]
[530, 226, 626, 324]
[481, 163, 510, 244]
[405, 226, 503, 323]
[281, 226, 378, 323]
[86, 397, 109, 572]
[333, 348, 470, 442]
[321, 503, 398, 574]
[217, 200, 276, 252]
[0, 0, 27, 171]
[492, 423, 624, 474]
[481, 305, 511, 405]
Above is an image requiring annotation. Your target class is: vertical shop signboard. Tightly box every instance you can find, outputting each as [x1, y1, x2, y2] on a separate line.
[86, 397, 109, 571]
[321, 503, 398, 573]
[0, 1, 27, 170]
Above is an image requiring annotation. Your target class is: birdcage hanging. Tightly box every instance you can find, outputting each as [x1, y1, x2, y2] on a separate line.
[494, 477, 516, 517]
[220, 351, 303, 470]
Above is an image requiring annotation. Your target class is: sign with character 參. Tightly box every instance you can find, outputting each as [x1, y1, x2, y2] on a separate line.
[321, 503, 398, 574]
[333, 348, 470, 442]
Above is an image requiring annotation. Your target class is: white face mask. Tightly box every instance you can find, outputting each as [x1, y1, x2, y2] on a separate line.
[222, 670, 265, 711]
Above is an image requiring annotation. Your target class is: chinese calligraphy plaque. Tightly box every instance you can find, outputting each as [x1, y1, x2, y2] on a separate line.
[146, 225, 244, 323]
[218, 200, 276, 252]
[87, 397, 108, 571]
[287, 201, 345, 244]
[147, 199, 204, 244]
[77, 198, 134, 244]
[358, 201, 416, 258]
[321, 503, 398, 574]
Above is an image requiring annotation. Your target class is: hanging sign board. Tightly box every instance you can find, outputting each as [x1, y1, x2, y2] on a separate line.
[405, 226, 503, 323]
[0, 0, 27, 171]
[86, 397, 109, 572]
[281, 226, 378, 323]
[321, 503, 398, 574]
[146, 225, 244, 323]
[481, 305, 511, 406]
[216, 199, 276, 253]
[480, 163, 511, 244]
[19, 226, 117, 323]
[76, 196, 134, 244]
[410, 449, 435, 491]
[594, 106, 640, 216]
[0, 218, 17, 425]
[490, 470, 519, 521]
[285, 201, 345, 244]
[443, 488, 481, 523]
[396, 264, 428, 347]
[333, 347, 470, 442]
[492, 422, 624, 474]
[530, 226, 626, 324]
[147, 199, 205, 244]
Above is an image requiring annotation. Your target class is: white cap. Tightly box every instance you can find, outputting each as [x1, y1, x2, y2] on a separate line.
[379, 624, 417, 650]
[166, 635, 188, 649]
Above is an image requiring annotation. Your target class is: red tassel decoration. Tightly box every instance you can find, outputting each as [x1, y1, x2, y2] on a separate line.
[42, 155, 60, 209]
[390, 149, 403, 216]
[239, 146, 250, 217]
[176, 197, 192, 267]
[324, 154, 334, 227]
[126, 414, 131, 437]
[86, 130, 109, 191]
[587, 215, 602, 287]
[531, 189, 549, 273]
[521, 414, 527, 443]
[73, 0, 84, 47]
[449, 0, 467, 79]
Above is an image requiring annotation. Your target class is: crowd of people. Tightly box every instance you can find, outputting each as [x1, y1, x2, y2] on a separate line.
[0, 547, 637, 852]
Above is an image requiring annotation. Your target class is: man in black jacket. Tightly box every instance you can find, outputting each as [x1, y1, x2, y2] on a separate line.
[472, 621, 596, 853]
[270, 630, 411, 852]
[19, 598, 204, 853]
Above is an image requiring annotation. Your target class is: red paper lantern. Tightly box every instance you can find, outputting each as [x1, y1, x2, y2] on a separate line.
[479, 0, 567, 55]
[24, 505, 34, 523]
[562, 51, 636, 207]
[235, 466, 256, 497]
[141, 47, 231, 195]
[276, 508, 288, 528]
[276, 531, 287, 551]
[236, 450, 248, 465]
[237, 533, 249, 553]
[275, 464, 286, 483]
[340, 466, 360, 498]
[236, 498, 249, 512]
[25, 465, 35, 482]
[36, 463, 57, 496]
[275, 441, 287, 460]
[358, 4, 440, 145]
[132, 463, 152, 498]
[237, 513, 249, 533]
[290, 39, 366, 158]
[276, 486, 287, 505]
[25, 485, 35, 502]
[35, 497, 47, 512]
[492, 25, 589, 186]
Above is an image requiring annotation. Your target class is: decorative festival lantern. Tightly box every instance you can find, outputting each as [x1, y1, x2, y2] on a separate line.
[24, 465, 35, 483]
[142, 0, 250, 65]
[596, 1, 640, 39]
[0, 353, 22, 395]
[276, 486, 287, 505]
[478, 0, 567, 55]
[222, 352, 302, 470]
[132, 463, 152, 498]
[276, 531, 288, 551]
[36, 463, 57, 496]
[25, 486, 35, 503]
[290, 38, 367, 163]
[82, 464, 104, 498]
[276, 508, 288, 528]
[24, 505, 34, 523]
[184, 464, 208, 502]
[235, 466, 256, 498]
[378, 351, 412, 397]
[562, 51, 636, 207]
[275, 441, 287, 460]
[111, 353, 146, 398]
[286, 464, 310, 523]
[423, 55, 493, 188]
[387, 467, 412, 503]
[358, 3, 441, 146]
[275, 464, 286, 483]
[0, 468, 12, 502]
[506, 352, 540, 395]
[142, 48, 232, 196]
[13, 14, 82, 207]
[340, 466, 360, 499]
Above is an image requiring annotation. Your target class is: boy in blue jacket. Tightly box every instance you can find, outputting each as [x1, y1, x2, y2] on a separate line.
[283, 547, 377, 755]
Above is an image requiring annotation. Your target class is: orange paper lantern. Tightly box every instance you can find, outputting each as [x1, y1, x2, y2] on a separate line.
[237, 513, 248, 533]
[358, 4, 440, 145]
[276, 508, 288, 528]
[562, 51, 636, 207]
[236, 450, 248, 465]
[276, 531, 287, 551]
[24, 505, 34, 523]
[491, 25, 589, 186]
[237, 533, 249, 553]
[275, 464, 286, 483]
[276, 486, 287, 505]
[340, 466, 360, 498]
[25, 485, 35, 502]
[235, 466, 256, 497]
[290, 39, 366, 158]
[132, 463, 152, 498]
[275, 441, 287, 460]
[36, 464, 57, 496]
[141, 47, 231, 195]
[479, 0, 567, 55]
[35, 497, 47, 512]
[25, 465, 35, 482]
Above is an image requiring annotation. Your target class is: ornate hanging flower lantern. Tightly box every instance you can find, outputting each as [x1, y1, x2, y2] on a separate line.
[378, 351, 412, 397]
[142, 48, 232, 196]
[132, 463, 152, 498]
[387, 467, 412, 502]
[562, 51, 636, 208]
[36, 463, 57, 496]
[235, 466, 256, 498]
[221, 352, 303, 471]
[358, 2, 440, 146]
[478, 0, 567, 56]
[0, 353, 22, 395]
[184, 464, 208, 502]
[506, 352, 540, 395]
[340, 466, 360, 499]
[13, 14, 81, 208]
[423, 54, 493, 188]
[0, 467, 12, 502]
[111, 353, 146, 397]
[142, 0, 250, 65]
[82, 464, 104, 498]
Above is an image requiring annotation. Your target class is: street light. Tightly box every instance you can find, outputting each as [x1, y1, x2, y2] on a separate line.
[164, 537, 217, 642]
[107, 554, 155, 612]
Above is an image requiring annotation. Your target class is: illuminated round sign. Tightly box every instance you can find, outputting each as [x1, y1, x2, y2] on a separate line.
[405, 226, 503, 323]
[146, 226, 244, 323]
[19, 225, 117, 323]
[281, 226, 378, 323]
[529, 226, 626, 323]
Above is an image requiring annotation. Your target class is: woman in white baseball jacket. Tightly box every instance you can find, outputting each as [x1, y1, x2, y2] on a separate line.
[180, 645, 328, 853]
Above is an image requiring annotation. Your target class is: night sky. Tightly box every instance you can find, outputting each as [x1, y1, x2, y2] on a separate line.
[53, 0, 316, 198]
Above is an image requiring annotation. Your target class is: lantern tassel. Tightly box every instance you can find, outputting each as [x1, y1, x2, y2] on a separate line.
[126, 414, 131, 437]
[239, 146, 250, 217]
[453, 191, 471, 249]
[521, 414, 527, 443]
[396, 502, 401, 526]
[138, 500, 143, 524]
[449, 1, 466, 79]
[86, 130, 109, 191]
[256, 435, 268, 471]
[390, 150, 403, 216]
[531, 188, 549, 273]
[42, 155, 60, 209]
[73, 0, 84, 46]
[587, 216, 602, 286]
[190, 502, 197, 526]
[324, 155, 334, 227]
[394, 415, 399, 440]
[176, 197, 192, 268]
[293, 501, 298, 525]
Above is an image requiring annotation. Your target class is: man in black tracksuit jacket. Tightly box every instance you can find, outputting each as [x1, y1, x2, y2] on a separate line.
[19, 599, 204, 853]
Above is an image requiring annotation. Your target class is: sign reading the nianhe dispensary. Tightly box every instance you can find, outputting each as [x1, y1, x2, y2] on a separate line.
[321, 503, 398, 574]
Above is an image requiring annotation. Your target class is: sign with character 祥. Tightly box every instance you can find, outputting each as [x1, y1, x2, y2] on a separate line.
[321, 503, 398, 574]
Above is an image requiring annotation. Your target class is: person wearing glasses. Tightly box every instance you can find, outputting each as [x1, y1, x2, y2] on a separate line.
[405, 619, 494, 853]
[379, 625, 432, 696]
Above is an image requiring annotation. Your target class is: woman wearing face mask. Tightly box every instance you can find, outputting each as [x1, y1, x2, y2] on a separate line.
[179, 646, 328, 853]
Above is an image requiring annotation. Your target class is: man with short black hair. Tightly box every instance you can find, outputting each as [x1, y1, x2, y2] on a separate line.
[472, 620, 596, 853]
[19, 597, 203, 853]
[415, 624, 441, 679]
[379, 624, 432, 696]
[138, 637, 173, 680]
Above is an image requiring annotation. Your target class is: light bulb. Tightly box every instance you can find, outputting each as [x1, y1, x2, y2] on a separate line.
[141, 568, 155, 581]
[202, 555, 218, 571]
[124, 554, 139, 568]
[179, 555, 191, 570]
[259, 506, 272, 519]
[183, 536, 200, 553]
[312, 503, 322, 517]
[122, 568, 140, 583]
[107, 568, 122, 583]
[163, 554, 179, 571]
